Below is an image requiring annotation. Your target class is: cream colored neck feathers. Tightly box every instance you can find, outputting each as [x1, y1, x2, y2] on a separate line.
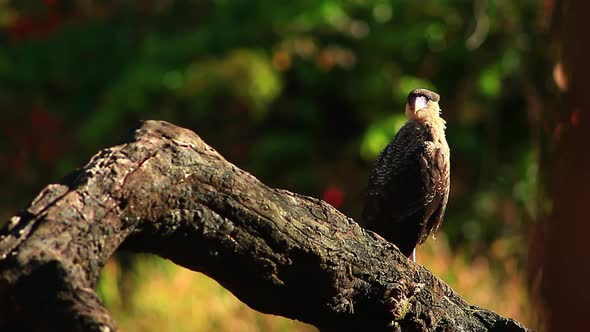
[405, 100, 447, 137]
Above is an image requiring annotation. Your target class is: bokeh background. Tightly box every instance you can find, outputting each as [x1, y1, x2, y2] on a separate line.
[0, 0, 566, 331]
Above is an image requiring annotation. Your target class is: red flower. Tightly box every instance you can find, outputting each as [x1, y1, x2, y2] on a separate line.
[322, 186, 344, 209]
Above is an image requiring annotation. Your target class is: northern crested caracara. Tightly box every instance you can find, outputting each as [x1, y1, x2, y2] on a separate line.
[362, 88, 450, 262]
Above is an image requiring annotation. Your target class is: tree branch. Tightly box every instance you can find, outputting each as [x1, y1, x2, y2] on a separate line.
[0, 120, 530, 332]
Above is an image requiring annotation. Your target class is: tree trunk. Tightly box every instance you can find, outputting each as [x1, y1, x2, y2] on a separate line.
[542, 1, 590, 331]
[0, 120, 530, 332]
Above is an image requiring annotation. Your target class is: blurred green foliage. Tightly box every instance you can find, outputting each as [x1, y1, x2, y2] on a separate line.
[0, 0, 548, 330]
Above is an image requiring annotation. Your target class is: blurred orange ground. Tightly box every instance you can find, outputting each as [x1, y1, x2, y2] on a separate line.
[99, 232, 535, 332]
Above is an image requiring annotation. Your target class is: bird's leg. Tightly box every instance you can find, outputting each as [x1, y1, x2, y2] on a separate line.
[409, 249, 416, 263]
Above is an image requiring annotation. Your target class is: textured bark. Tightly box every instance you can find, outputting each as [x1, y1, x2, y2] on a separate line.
[0, 120, 530, 332]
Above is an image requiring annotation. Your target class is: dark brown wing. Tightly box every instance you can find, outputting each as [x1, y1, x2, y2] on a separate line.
[362, 121, 450, 256]
[417, 143, 450, 245]
[362, 122, 434, 256]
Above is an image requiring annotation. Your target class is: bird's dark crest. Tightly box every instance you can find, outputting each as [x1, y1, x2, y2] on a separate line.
[408, 89, 440, 103]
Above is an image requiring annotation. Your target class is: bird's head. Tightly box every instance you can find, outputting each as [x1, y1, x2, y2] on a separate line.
[405, 88, 442, 123]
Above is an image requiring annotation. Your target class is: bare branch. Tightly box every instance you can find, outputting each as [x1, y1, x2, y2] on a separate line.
[0, 120, 530, 332]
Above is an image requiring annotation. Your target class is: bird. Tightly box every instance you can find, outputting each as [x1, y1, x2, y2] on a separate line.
[362, 88, 450, 262]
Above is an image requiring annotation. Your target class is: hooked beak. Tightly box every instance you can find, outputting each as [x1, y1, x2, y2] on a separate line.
[408, 95, 429, 113]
